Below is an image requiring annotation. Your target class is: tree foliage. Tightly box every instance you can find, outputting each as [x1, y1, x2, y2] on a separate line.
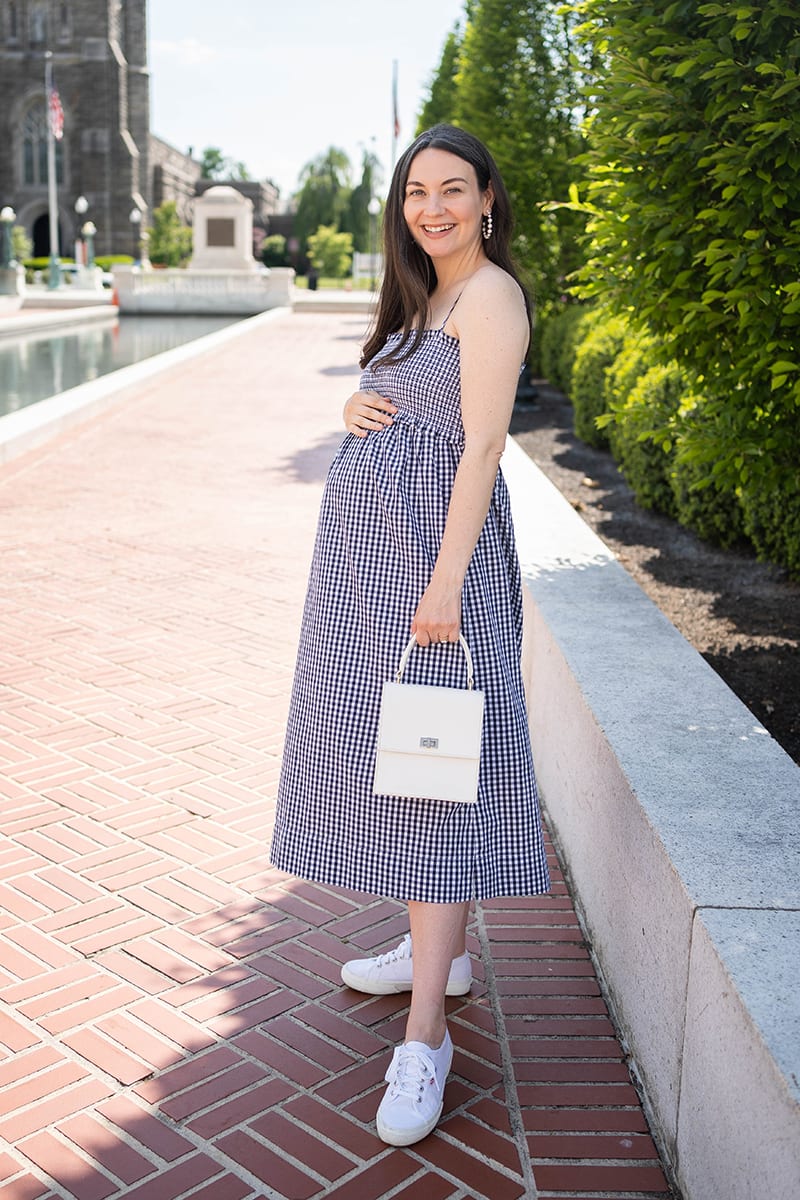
[418, 0, 589, 308]
[200, 147, 250, 180]
[572, 0, 800, 509]
[341, 150, 382, 253]
[306, 225, 354, 278]
[147, 202, 192, 267]
[293, 147, 352, 251]
[417, 23, 463, 132]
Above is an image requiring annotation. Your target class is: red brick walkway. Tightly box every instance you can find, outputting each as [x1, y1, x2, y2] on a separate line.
[0, 313, 674, 1199]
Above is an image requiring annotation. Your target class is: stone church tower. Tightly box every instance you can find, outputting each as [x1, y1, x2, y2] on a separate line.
[0, 0, 155, 258]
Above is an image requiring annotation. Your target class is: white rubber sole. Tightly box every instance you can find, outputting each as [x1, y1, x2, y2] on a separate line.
[376, 1100, 444, 1146]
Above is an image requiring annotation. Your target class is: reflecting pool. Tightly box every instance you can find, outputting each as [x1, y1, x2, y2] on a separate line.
[0, 315, 242, 417]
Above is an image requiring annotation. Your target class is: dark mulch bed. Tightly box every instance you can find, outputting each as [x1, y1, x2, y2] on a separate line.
[510, 380, 800, 766]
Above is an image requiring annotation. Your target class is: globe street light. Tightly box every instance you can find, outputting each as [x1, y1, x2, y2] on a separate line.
[129, 206, 142, 265]
[0, 206, 16, 269]
[74, 195, 88, 265]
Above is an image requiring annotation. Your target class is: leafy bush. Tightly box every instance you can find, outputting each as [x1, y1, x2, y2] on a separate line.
[148, 201, 192, 267]
[601, 362, 683, 516]
[740, 468, 800, 578]
[306, 224, 353, 279]
[671, 439, 747, 548]
[569, 312, 627, 447]
[95, 255, 134, 270]
[261, 235, 288, 267]
[573, 0, 800, 571]
[12, 226, 32, 262]
[539, 304, 592, 391]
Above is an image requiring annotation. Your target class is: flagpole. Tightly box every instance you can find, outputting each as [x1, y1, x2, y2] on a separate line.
[391, 59, 399, 171]
[45, 51, 61, 289]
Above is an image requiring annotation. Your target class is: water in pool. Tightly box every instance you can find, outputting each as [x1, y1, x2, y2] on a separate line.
[0, 314, 242, 417]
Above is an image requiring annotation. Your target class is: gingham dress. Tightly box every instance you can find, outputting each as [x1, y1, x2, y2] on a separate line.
[270, 310, 550, 903]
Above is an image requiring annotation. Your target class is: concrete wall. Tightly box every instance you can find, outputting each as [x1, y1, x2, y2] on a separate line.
[502, 436, 800, 1200]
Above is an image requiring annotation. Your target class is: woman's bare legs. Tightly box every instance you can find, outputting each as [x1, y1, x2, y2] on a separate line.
[405, 900, 469, 1046]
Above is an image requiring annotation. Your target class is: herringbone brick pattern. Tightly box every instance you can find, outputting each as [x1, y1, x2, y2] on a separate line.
[0, 312, 674, 1198]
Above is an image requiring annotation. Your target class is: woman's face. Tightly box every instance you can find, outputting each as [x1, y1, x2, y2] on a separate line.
[402, 147, 493, 261]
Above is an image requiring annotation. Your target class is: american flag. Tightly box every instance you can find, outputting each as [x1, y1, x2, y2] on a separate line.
[49, 87, 64, 141]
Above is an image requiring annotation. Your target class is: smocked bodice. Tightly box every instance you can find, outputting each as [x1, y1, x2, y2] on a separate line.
[359, 330, 464, 445]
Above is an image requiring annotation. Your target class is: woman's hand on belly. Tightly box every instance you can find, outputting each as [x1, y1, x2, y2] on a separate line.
[343, 391, 397, 438]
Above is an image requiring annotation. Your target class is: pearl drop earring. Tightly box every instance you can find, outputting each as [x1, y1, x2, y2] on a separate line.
[482, 210, 493, 240]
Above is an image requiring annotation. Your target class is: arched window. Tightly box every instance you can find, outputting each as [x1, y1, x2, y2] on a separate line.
[8, 1, 19, 41]
[29, 3, 47, 45]
[23, 103, 64, 186]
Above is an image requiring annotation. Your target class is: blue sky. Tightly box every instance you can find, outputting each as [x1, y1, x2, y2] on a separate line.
[148, 1, 466, 203]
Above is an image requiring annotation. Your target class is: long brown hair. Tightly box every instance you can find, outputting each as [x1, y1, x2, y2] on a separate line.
[360, 124, 531, 369]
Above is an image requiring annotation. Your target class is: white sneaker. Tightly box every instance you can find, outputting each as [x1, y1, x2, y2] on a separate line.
[340, 933, 472, 996]
[376, 1031, 453, 1146]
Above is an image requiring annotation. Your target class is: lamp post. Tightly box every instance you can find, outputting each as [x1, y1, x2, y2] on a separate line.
[129, 206, 142, 265]
[74, 195, 88, 264]
[0, 207, 16, 269]
[82, 221, 96, 268]
[367, 197, 381, 292]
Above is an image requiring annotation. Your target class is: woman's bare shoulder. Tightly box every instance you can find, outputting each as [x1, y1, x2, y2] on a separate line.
[455, 262, 525, 316]
[455, 263, 528, 331]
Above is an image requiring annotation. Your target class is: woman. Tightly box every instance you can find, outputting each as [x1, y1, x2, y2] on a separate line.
[271, 124, 550, 1146]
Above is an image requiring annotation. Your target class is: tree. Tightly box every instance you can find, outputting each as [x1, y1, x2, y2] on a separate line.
[424, 0, 588, 307]
[147, 201, 192, 267]
[416, 23, 463, 133]
[293, 147, 352, 251]
[572, 0, 800, 573]
[200, 146, 251, 181]
[341, 149, 382, 253]
[306, 225, 353, 279]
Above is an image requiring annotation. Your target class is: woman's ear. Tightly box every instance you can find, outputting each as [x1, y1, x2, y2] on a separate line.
[484, 183, 495, 214]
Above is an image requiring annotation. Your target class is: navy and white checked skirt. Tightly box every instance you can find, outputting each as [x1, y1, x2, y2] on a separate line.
[270, 328, 550, 903]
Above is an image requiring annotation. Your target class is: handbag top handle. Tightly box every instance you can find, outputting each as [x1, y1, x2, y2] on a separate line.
[395, 634, 476, 690]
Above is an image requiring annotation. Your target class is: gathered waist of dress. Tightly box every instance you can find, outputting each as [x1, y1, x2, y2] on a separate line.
[383, 406, 465, 448]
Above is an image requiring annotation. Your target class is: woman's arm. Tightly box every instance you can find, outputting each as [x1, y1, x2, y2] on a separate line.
[411, 268, 529, 647]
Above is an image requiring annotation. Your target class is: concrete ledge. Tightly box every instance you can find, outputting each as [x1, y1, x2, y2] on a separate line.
[502, 435, 800, 1200]
[292, 289, 376, 314]
[0, 304, 117, 339]
[0, 307, 289, 464]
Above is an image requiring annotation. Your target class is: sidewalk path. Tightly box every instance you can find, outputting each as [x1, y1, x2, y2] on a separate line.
[0, 313, 674, 1199]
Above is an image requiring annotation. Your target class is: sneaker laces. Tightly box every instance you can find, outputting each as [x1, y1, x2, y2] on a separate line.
[385, 1044, 437, 1104]
[373, 933, 412, 967]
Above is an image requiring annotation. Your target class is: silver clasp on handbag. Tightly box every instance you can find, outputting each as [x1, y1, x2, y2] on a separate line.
[395, 634, 476, 690]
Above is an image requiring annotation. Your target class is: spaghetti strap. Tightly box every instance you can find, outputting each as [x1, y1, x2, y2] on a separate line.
[438, 291, 463, 332]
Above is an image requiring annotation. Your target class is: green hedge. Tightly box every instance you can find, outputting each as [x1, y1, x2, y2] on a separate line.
[607, 362, 683, 516]
[538, 304, 592, 392]
[569, 312, 627, 448]
[740, 468, 800, 577]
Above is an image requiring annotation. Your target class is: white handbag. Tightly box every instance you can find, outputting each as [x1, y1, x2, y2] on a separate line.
[373, 634, 485, 804]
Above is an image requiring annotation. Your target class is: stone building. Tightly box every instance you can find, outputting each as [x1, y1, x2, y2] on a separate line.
[0, 0, 211, 259]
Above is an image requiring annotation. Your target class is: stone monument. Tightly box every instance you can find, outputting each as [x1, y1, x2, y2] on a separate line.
[188, 186, 257, 273]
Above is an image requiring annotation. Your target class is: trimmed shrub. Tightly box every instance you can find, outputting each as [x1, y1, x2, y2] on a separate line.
[740, 469, 800, 580]
[539, 304, 592, 391]
[669, 397, 748, 548]
[604, 362, 685, 516]
[569, 312, 627, 447]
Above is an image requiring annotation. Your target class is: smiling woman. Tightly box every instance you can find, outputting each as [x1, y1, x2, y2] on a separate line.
[271, 124, 549, 1148]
